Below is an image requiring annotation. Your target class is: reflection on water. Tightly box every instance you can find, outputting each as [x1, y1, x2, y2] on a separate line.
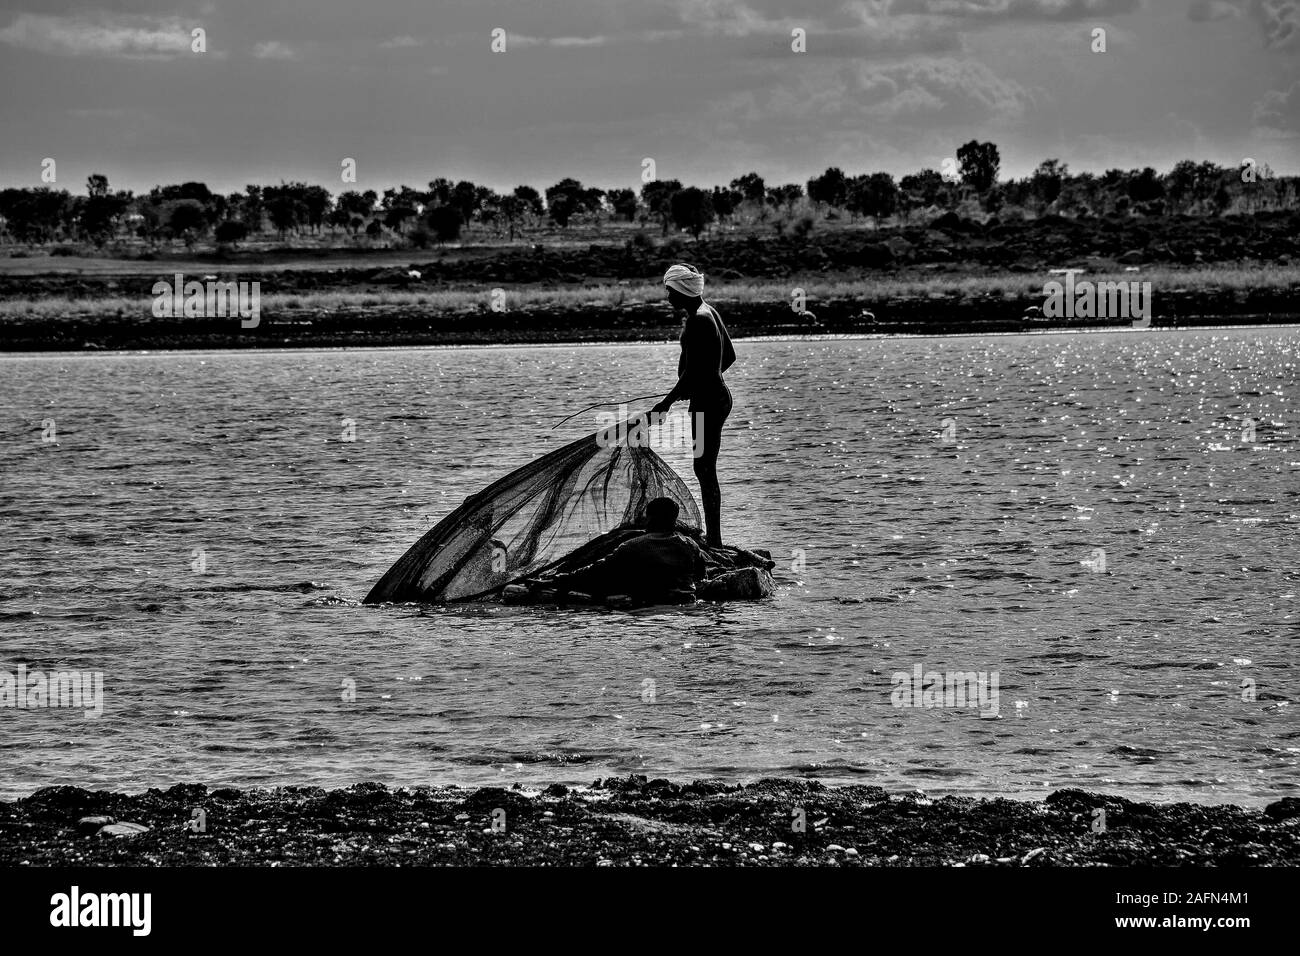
[0, 329, 1296, 805]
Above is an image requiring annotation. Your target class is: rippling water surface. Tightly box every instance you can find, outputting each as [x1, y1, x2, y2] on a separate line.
[1, 329, 1297, 805]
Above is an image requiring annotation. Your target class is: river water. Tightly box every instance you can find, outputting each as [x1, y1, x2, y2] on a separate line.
[1, 328, 1296, 805]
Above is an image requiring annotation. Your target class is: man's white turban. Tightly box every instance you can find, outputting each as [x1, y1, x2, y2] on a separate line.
[663, 263, 705, 297]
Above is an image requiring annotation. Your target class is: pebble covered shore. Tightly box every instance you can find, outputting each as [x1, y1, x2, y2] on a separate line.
[3, 776, 1298, 867]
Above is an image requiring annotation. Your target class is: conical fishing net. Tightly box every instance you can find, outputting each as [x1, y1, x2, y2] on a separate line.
[364, 416, 702, 604]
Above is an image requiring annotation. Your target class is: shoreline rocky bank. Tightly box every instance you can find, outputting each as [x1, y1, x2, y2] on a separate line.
[2, 293, 1296, 352]
[3, 776, 1297, 866]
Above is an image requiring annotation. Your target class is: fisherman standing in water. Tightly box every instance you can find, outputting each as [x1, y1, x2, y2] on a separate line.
[652, 264, 735, 547]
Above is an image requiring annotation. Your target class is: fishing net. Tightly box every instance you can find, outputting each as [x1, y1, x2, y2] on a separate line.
[364, 416, 703, 604]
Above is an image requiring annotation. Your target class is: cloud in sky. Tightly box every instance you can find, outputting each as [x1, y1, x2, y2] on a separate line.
[695, 54, 1033, 133]
[0, 12, 196, 59]
[883, 0, 1142, 20]
[0, 0, 1293, 193]
[1189, 0, 1300, 49]
[673, 0, 1141, 53]
[511, 34, 608, 48]
[855, 58, 1036, 122]
[1255, 79, 1300, 127]
[1252, 0, 1300, 49]
[252, 40, 297, 60]
[1188, 0, 1243, 21]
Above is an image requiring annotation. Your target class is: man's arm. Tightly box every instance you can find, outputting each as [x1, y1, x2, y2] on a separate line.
[680, 536, 708, 582]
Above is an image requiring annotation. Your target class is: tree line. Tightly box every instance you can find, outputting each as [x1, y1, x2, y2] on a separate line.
[0, 142, 1294, 250]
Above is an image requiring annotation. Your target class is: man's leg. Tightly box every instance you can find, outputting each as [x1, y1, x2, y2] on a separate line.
[692, 402, 728, 547]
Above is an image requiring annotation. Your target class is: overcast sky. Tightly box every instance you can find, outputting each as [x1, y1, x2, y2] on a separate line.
[0, 0, 1296, 197]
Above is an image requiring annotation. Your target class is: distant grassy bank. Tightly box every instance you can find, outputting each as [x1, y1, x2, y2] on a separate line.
[2, 264, 1297, 321]
[0, 263, 1296, 351]
[2, 264, 1289, 319]
[2, 211, 1297, 350]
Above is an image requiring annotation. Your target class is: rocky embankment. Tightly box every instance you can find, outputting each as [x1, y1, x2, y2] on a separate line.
[2, 776, 1297, 866]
